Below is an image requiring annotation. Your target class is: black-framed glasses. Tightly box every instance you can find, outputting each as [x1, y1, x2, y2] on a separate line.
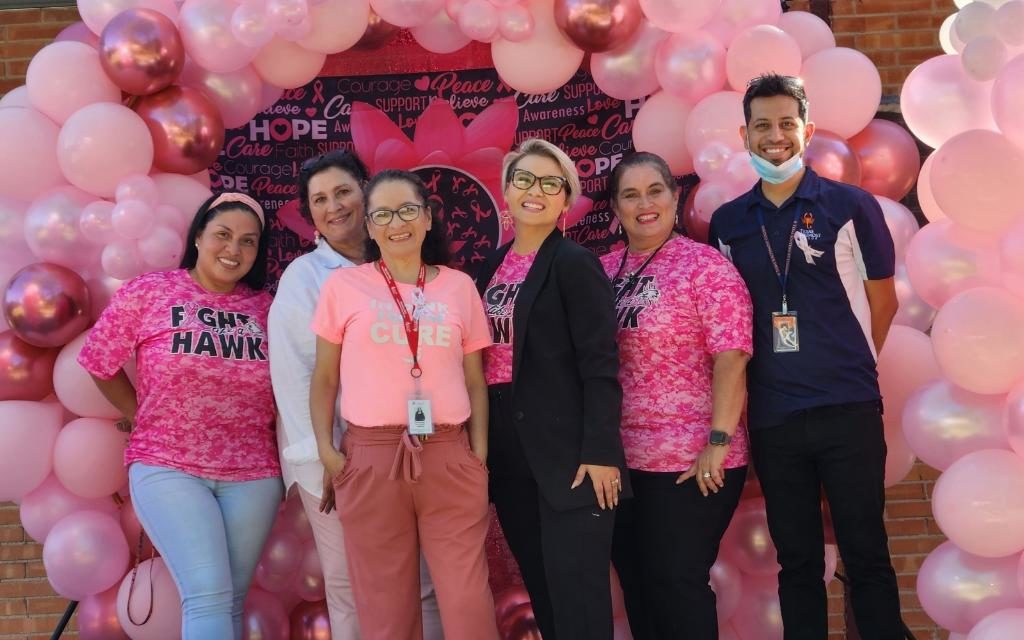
[367, 204, 425, 226]
[509, 169, 567, 196]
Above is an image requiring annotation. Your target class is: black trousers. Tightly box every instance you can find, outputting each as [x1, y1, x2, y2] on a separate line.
[750, 401, 904, 640]
[611, 466, 746, 640]
[488, 385, 615, 640]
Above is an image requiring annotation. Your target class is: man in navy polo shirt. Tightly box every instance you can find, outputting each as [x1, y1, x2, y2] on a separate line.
[708, 74, 904, 640]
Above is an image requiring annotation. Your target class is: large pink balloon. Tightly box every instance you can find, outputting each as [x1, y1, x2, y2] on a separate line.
[776, 10, 834, 59]
[917, 541, 1024, 634]
[244, 588, 290, 640]
[933, 449, 1024, 557]
[915, 153, 945, 223]
[730, 574, 783, 640]
[24, 186, 100, 270]
[136, 86, 225, 175]
[19, 474, 119, 543]
[902, 380, 1010, 472]
[179, 0, 260, 73]
[78, 0, 179, 36]
[54, 331, 136, 419]
[803, 130, 861, 186]
[151, 173, 213, 222]
[720, 498, 779, 577]
[637, 0, 719, 34]
[491, 0, 585, 95]
[848, 120, 922, 201]
[904, 220, 1001, 309]
[709, 558, 742, 622]
[877, 324, 942, 424]
[684, 90, 744, 158]
[116, 557, 183, 640]
[0, 401, 61, 501]
[801, 48, 881, 139]
[0, 107, 64, 202]
[100, 8, 185, 97]
[255, 528, 303, 590]
[370, 0, 445, 27]
[703, 0, 781, 47]
[554, 0, 643, 53]
[289, 599, 332, 640]
[900, 54, 998, 149]
[632, 91, 694, 174]
[993, 53, 1024, 150]
[299, 0, 370, 53]
[654, 30, 726, 104]
[969, 609, 1024, 640]
[58, 103, 155, 198]
[56, 21, 102, 48]
[26, 41, 123, 125]
[43, 510, 130, 600]
[79, 585, 131, 640]
[892, 263, 936, 332]
[725, 25, 801, 92]
[252, 37, 327, 90]
[883, 424, 916, 488]
[0, 330, 58, 401]
[930, 129, 1024, 233]
[3, 263, 91, 349]
[875, 196, 919, 260]
[411, 9, 472, 54]
[54, 418, 129, 499]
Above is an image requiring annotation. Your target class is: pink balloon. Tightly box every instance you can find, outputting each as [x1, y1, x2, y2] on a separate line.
[0, 401, 62, 501]
[0, 107, 64, 202]
[102, 240, 147, 281]
[19, 474, 118, 543]
[293, 539, 326, 602]
[0, 330, 58, 401]
[692, 180, 733, 227]
[26, 41, 123, 125]
[694, 142, 732, 181]
[934, 449, 1024, 557]
[804, 130, 861, 186]
[0, 86, 31, 108]
[955, 2, 997, 42]
[632, 91, 694, 174]
[720, 498, 780, 577]
[491, 0, 585, 95]
[874, 196, 919, 260]
[1004, 218, 1024, 298]
[801, 47, 881, 139]
[179, 0, 260, 73]
[637, 0, 719, 34]
[43, 510, 130, 600]
[1014, 383, 1024, 468]
[654, 30, 727, 104]
[299, 0, 370, 53]
[119, 495, 159, 561]
[554, 0, 643, 54]
[54, 331, 135, 419]
[590, 21, 666, 100]
[883, 415, 917, 488]
[112, 200, 157, 240]
[135, 86, 225, 175]
[116, 557, 183, 640]
[370, 0, 445, 28]
[138, 226, 185, 269]
[116, 175, 160, 207]
[904, 220, 1001, 309]
[80, 201, 119, 246]
[918, 541, 1024, 634]
[77, 0, 179, 36]
[78, 585, 131, 640]
[99, 8, 185, 96]
[848, 120, 922, 201]
[256, 528, 303, 590]
[230, 0, 275, 48]
[722, 152, 757, 194]
[252, 37, 327, 90]
[276, 491, 315, 542]
[709, 557, 742, 622]
[993, 53, 1024, 159]
[961, 35, 1008, 82]
[900, 54, 998, 149]
[23, 186, 100, 270]
[902, 380, 1010, 472]
[458, 0, 500, 41]
[725, 25, 801, 92]
[3, 263, 91, 349]
[244, 588, 290, 640]
[930, 130, 1024, 233]
[497, 4, 535, 42]
[86, 273, 126, 320]
[877, 324, 943, 423]
[997, 1, 1024, 46]
[730, 574, 783, 640]
[893, 263, 935, 332]
[915, 154, 945, 223]
[683, 90, 744, 158]
[412, 10, 472, 54]
[180, 62, 264, 130]
[703, 0, 781, 46]
[969, 609, 1024, 640]
[151, 173, 214, 223]
[58, 103, 155, 198]
[53, 417, 129, 499]
[776, 10, 834, 59]
[56, 21, 102, 48]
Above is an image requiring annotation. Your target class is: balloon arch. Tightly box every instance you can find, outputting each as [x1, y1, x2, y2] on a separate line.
[2, 0, 1024, 638]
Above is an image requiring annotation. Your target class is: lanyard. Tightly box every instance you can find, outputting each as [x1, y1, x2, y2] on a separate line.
[378, 260, 427, 378]
[755, 207, 800, 314]
[612, 235, 671, 305]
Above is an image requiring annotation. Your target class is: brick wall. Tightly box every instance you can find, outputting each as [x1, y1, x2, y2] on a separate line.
[0, 2, 951, 638]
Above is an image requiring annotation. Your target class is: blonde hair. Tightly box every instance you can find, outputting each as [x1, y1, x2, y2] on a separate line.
[501, 138, 581, 209]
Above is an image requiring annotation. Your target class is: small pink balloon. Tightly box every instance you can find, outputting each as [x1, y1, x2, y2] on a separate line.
[969, 609, 1024, 640]
[267, 0, 308, 30]
[801, 47, 881, 139]
[632, 91, 694, 174]
[0, 330, 58, 401]
[0, 86, 31, 108]
[299, 0, 370, 53]
[53, 417, 129, 499]
[231, 0, 275, 48]
[961, 35, 1008, 82]
[723, 152, 757, 194]
[53, 331, 134, 419]
[179, 0, 260, 73]
[0, 401, 62, 501]
[720, 498, 780, 577]
[256, 528, 303, 590]
[992, 53, 1024, 152]
[725, 25, 801, 92]
[112, 199, 157, 240]
[135, 86, 225, 175]
[293, 539, 326, 602]
[876, 324, 942, 423]
[80, 201, 119, 245]
[58, 103, 156, 198]
[498, 3, 535, 42]
[804, 130, 861, 186]
[252, 37, 327, 90]
[102, 240, 147, 281]
[554, 0, 643, 54]
[289, 599, 332, 640]
[370, 0, 445, 28]
[244, 588, 290, 640]
[0, 107, 64, 202]
[892, 263, 936, 332]
[138, 226, 185, 269]
[694, 142, 733, 181]
[77, 0, 179, 36]
[56, 21, 102, 48]
[24, 186, 101, 270]
[590, 20, 666, 101]
[26, 41, 123, 124]
[997, 1, 1024, 46]
[155, 205, 189, 235]
[86, 273, 126, 320]
[78, 585, 131, 640]
[655, 30, 727, 104]
[100, 8, 185, 96]
[118, 495, 158, 560]
[19, 474, 118, 543]
[116, 175, 160, 207]
[692, 179, 733, 228]
[458, 0, 499, 41]
[116, 557, 183, 640]
[709, 557, 742, 622]
[955, 2, 997, 42]
[412, 9, 472, 54]
[491, 0, 585, 95]
[729, 573, 783, 640]
[848, 119, 922, 201]
[900, 54, 998, 149]
[637, 0, 719, 34]
[43, 510, 130, 600]
[3, 263, 91, 349]
[776, 10, 834, 58]
[904, 220, 1001, 309]
[874, 196, 919, 260]
[703, 0, 782, 46]
[683, 90, 744, 158]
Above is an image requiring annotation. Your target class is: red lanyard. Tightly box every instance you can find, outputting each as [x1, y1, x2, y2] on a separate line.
[378, 260, 427, 378]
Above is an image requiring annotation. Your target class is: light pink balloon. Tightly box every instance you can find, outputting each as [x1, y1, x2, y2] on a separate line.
[637, 0, 719, 34]
[969, 609, 1024, 640]
[962, 35, 1009, 82]
[803, 129, 861, 186]
[78, 585, 131, 640]
[956, 2, 997, 42]
[102, 240, 147, 281]
[230, 0, 275, 49]
[55, 21, 102, 48]
[916, 153, 945, 222]
[723, 152, 758, 194]
[992, 53, 1024, 152]
[458, 0, 498, 41]
[497, 4, 535, 42]
[694, 142, 732, 181]
[725, 25, 800, 92]
[80, 201, 119, 246]
[632, 91, 693, 174]
[54, 418, 129, 499]
[77, 0, 179, 36]
[801, 47, 881, 139]
[300, 0, 370, 53]
[721, 498, 780, 577]
[412, 10, 472, 54]
[1004, 218, 1024, 298]
[1009, 381, 1024, 468]
[877, 324, 942, 423]
[893, 263, 936, 332]
[256, 528, 303, 590]
[654, 30, 726, 104]
[178, 62, 264, 130]
[939, 13, 964, 55]
[904, 220, 1001, 309]
[0, 107, 64, 202]
[589, 20, 666, 100]
[875, 196, 919, 260]
[900, 54, 998, 149]
[730, 573, 783, 640]
[138, 226, 185, 269]
[58, 103, 155, 198]
[86, 274, 126, 320]
[243, 588, 290, 640]
[884, 420, 917, 488]
[0, 401, 62, 501]
[0, 85, 31, 108]
[19, 474, 119, 543]
[151, 173, 213, 223]
[693, 179, 733, 226]
[155, 204, 189, 235]
[709, 557, 742, 622]
[116, 175, 160, 207]
[932, 286, 1024, 395]
[684, 90, 744, 157]
[997, 1, 1024, 45]
[917, 541, 1024, 634]
[24, 186, 100, 269]
[116, 557, 183, 640]
[371, 0, 445, 27]
[776, 10, 834, 58]
[43, 510, 130, 600]
[53, 331, 135, 419]
[112, 200, 157, 240]
[293, 539, 326, 602]
[704, 0, 781, 46]
[252, 37, 326, 90]
[27, 42, 123, 125]
[491, 0, 585, 95]
[179, 0, 260, 73]
[848, 119, 922, 201]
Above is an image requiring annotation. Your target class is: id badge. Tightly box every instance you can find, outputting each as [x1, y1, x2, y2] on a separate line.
[771, 311, 800, 353]
[407, 397, 434, 436]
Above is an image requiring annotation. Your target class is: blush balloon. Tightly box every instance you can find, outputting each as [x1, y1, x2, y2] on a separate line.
[725, 25, 801, 92]
[243, 588, 289, 640]
[801, 47, 881, 139]
[20, 473, 119, 543]
[900, 54, 998, 149]
[904, 220, 1001, 310]
[116, 557, 183, 640]
[709, 557, 743, 622]
[655, 30, 727, 104]
[58, 103, 155, 198]
[703, 0, 782, 46]
[53, 332, 135, 419]
[992, 52, 1024, 150]
[0, 401, 62, 502]
[53, 417, 129, 499]
[252, 37, 327, 90]
[892, 263, 936, 332]
[0, 107, 64, 202]
[0, 330, 58, 401]
[804, 130, 861, 186]
[968, 609, 1024, 640]
[590, 20, 666, 100]
[2, 263, 91, 349]
[179, 0, 259, 73]
[56, 21, 102, 48]
[492, 0, 585, 95]
[77, 0, 178, 36]
[24, 186, 100, 270]
[848, 119, 922, 201]
[876, 324, 942, 423]
[43, 510, 130, 600]
[720, 498, 780, 577]
[776, 10, 834, 58]
[875, 196, 919, 260]
[26, 41, 123, 125]
[730, 573, 783, 640]
[683, 90, 745, 158]
[632, 91, 694, 174]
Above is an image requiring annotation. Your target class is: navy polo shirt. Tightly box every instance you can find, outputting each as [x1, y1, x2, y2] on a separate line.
[708, 168, 895, 430]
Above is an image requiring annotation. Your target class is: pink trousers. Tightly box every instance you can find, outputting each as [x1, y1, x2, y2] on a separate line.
[334, 424, 499, 640]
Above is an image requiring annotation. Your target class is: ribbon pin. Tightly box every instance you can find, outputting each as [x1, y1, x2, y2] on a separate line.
[794, 231, 824, 265]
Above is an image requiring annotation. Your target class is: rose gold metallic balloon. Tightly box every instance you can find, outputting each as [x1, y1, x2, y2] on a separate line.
[135, 85, 225, 175]
[353, 10, 400, 50]
[501, 603, 542, 640]
[2, 263, 91, 349]
[0, 330, 59, 401]
[554, 0, 643, 53]
[804, 130, 862, 186]
[289, 599, 331, 640]
[100, 8, 185, 96]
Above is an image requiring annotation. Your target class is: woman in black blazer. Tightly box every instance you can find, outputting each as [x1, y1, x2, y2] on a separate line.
[476, 138, 629, 640]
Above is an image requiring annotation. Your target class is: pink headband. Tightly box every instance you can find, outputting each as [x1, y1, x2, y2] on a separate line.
[208, 192, 265, 227]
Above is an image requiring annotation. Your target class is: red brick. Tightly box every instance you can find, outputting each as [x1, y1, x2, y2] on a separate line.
[0, 580, 57, 598]
[41, 7, 81, 22]
[0, 9, 43, 25]
[0, 542, 42, 562]
[5, 59, 31, 78]
[27, 596, 72, 615]
[0, 526, 25, 543]
[864, 15, 899, 31]
[6, 24, 66, 41]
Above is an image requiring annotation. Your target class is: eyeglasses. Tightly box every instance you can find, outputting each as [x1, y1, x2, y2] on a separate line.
[509, 169, 567, 196]
[367, 204, 425, 226]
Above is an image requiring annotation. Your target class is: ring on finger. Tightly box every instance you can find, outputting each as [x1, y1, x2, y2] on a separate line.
[702, 471, 712, 479]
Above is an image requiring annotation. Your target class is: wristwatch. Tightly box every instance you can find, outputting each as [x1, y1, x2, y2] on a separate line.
[708, 429, 732, 446]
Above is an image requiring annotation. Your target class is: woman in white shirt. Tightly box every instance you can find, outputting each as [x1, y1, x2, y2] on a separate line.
[268, 151, 441, 639]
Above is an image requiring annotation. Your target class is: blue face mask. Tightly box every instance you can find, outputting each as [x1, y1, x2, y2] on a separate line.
[748, 152, 804, 185]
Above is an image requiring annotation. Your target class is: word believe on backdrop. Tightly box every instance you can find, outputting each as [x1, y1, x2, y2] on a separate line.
[211, 66, 654, 287]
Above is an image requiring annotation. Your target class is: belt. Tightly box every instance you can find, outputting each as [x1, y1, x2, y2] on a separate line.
[344, 423, 465, 484]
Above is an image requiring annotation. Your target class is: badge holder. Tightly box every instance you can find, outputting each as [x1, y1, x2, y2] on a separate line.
[407, 390, 434, 438]
[771, 310, 799, 353]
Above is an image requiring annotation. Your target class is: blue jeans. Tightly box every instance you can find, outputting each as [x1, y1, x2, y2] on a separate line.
[129, 463, 283, 640]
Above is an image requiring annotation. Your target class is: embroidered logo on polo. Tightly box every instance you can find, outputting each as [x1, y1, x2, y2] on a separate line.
[169, 303, 267, 360]
[794, 210, 825, 264]
[611, 275, 660, 329]
[484, 281, 522, 344]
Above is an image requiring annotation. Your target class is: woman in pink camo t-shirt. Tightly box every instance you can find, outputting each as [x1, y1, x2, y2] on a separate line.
[601, 153, 754, 640]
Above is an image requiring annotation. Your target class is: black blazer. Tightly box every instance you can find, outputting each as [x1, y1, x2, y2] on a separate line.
[476, 229, 629, 511]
